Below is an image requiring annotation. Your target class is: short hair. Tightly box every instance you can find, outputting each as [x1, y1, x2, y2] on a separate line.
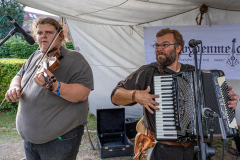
[156, 28, 184, 54]
[32, 17, 64, 41]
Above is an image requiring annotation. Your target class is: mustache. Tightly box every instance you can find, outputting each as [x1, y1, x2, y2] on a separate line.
[156, 52, 167, 56]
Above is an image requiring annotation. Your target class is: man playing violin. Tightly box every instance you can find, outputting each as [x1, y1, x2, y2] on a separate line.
[5, 17, 94, 159]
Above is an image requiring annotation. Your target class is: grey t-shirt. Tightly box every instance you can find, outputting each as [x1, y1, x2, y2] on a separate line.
[16, 46, 94, 144]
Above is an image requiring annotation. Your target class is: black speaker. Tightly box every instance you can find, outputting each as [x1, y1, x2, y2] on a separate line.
[125, 118, 138, 139]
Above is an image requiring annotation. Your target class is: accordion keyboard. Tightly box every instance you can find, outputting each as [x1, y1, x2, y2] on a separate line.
[154, 75, 178, 140]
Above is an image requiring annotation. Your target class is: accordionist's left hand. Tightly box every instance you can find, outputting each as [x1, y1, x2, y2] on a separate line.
[228, 86, 239, 110]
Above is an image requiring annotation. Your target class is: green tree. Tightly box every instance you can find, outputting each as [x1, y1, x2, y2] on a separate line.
[0, 0, 25, 40]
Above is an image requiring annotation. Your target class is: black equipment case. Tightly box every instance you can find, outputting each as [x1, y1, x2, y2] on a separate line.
[97, 108, 134, 158]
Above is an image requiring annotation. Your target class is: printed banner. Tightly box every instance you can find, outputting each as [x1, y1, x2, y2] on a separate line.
[144, 24, 240, 80]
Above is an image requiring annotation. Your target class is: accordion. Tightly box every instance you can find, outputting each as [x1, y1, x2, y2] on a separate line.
[153, 70, 238, 141]
[201, 70, 238, 137]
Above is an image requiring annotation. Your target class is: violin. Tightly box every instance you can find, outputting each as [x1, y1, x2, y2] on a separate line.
[37, 47, 61, 91]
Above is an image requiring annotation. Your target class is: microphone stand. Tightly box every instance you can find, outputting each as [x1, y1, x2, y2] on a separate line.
[0, 27, 18, 46]
[208, 117, 215, 148]
[191, 44, 215, 160]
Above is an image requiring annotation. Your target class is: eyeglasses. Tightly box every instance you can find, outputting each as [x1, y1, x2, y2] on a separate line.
[153, 43, 177, 49]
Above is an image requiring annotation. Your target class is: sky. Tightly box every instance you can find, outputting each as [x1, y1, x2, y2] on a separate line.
[24, 6, 57, 16]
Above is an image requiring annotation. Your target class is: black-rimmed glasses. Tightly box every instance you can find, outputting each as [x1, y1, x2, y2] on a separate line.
[153, 43, 177, 49]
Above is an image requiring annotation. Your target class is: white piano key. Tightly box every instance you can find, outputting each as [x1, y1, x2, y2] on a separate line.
[155, 100, 173, 104]
[155, 114, 174, 118]
[156, 126, 176, 129]
[155, 121, 175, 125]
[154, 83, 173, 87]
[155, 91, 173, 94]
[158, 94, 173, 97]
[156, 98, 173, 101]
[156, 131, 177, 135]
[154, 77, 173, 80]
[156, 117, 174, 120]
[154, 82, 173, 86]
[156, 110, 174, 114]
[156, 135, 178, 139]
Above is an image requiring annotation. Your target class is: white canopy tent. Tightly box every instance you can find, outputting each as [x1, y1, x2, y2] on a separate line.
[15, 0, 240, 122]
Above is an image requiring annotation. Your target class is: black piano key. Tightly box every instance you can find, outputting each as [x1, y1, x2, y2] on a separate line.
[161, 88, 173, 90]
[161, 84, 173, 87]
[162, 104, 173, 106]
[163, 125, 175, 127]
[162, 116, 174, 118]
[161, 96, 173, 98]
[161, 80, 173, 82]
[163, 120, 174, 122]
[164, 134, 176, 136]
[160, 76, 172, 79]
[161, 92, 173, 95]
[162, 108, 174, 110]
[163, 129, 176, 131]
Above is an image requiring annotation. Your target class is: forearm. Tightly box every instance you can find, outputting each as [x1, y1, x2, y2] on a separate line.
[9, 76, 22, 89]
[56, 82, 91, 103]
[111, 88, 135, 105]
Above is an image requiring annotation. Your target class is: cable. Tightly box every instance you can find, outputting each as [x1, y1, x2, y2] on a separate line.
[0, 15, 8, 24]
[222, 139, 225, 160]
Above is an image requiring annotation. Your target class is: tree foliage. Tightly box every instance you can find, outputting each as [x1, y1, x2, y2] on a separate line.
[0, 0, 25, 40]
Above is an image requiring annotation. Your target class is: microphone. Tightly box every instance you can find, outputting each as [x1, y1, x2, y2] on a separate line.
[188, 39, 202, 48]
[7, 15, 35, 45]
[202, 108, 219, 118]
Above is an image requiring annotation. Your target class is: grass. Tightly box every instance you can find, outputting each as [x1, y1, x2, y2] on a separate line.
[0, 112, 16, 128]
[87, 113, 97, 130]
[212, 137, 234, 157]
[0, 112, 21, 142]
[0, 112, 97, 143]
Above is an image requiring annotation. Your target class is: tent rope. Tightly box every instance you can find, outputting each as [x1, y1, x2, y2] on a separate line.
[196, 4, 208, 25]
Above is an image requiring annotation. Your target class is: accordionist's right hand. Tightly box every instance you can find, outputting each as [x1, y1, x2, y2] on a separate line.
[135, 86, 160, 114]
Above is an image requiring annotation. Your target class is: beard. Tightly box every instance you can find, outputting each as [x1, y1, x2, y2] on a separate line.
[156, 48, 177, 74]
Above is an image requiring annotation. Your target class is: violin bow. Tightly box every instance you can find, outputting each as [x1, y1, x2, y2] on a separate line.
[0, 27, 63, 108]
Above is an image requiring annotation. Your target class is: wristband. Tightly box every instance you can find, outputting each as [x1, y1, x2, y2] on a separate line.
[132, 89, 137, 102]
[54, 81, 61, 95]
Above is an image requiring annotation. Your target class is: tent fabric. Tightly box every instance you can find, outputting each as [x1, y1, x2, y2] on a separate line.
[66, 20, 145, 117]
[14, 0, 240, 121]
[15, 0, 240, 25]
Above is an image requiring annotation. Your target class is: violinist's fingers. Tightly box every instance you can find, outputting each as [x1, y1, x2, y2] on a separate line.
[34, 72, 46, 87]
[16, 88, 21, 98]
[7, 90, 16, 102]
[11, 88, 19, 102]
[43, 68, 54, 78]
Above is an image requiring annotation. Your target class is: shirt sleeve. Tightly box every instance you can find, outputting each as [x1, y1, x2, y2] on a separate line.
[67, 58, 94, 90]
[111, 65, 152, 106]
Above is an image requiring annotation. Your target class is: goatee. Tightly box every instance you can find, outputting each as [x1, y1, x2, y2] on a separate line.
[156, 48, 177, 74]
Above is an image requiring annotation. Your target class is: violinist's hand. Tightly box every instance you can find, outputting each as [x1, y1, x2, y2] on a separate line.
[135, 86, 160, 114]
[5, 86, 21, 102]
[228, 86, 239, 110]
[34, 68, 58, 91]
